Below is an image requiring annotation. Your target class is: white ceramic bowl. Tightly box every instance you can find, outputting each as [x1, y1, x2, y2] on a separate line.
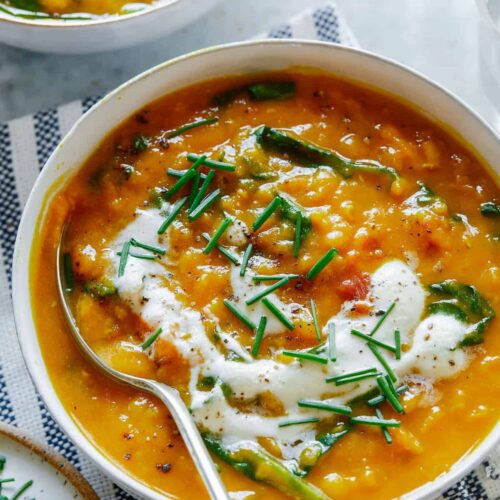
[0, 0, 221, 54]
[12, 40, 500, 499]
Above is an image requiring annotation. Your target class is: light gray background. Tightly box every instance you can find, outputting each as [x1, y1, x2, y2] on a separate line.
[0, 0, 497, 128]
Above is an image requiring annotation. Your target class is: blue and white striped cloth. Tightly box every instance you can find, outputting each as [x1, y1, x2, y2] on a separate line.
[0, 3, 498, 498]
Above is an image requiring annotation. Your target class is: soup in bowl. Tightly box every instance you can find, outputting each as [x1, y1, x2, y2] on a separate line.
[13, 41, 500, 499]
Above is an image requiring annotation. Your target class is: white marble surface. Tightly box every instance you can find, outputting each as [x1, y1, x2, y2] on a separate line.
[0, 0, 498, 130]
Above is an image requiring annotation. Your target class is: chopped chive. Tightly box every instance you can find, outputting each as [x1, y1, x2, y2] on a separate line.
[278, 417, 320, 428]
[293, 210, 302, 258]
[375, 407, 393, 444]
[252, 316, 267, 357]
[351, 329, 396, 353]
[376, 376, 404, 414]
[326, 367, 378, 383]
[395, 330, 401, 360]
[141, 327, 163, 350]
[262, 298, 294, 330]
[168, 117, 219, 139]
[157, 196, 188, 235]
[297, 400, 352, 416]
[282, 350, 327, 364]
[187, 153, 236, 172]
[350, 416, 400, 428]
[252, 197, 282, 231]
[223, 299, 257, 330]
[252, 274, 299, 282]
[367, 385, 408, 407]
[0, 478, 14, 484]
[167, 168, 207, 181]
[203, 217, 233, 255]
[130, 238, 166, 255]
[245, 277, 290, 305]
[367, 343, 397, 382]
[11, 480, 34, 500]
[0, 455, 5, 473]
[166, 155, 205, 198]
[190, 169, 215, 211]
[310, 298, 321, 341]
[370, 302, 396, 336]
[201, 233, 239, 265]
[63, 252, 73, 292]
[118, 240, 131, 277]
[118, 251, 156, 261]
[307, 340, 327, 355]
[328, 322, 336, 362]
[188, 189, 221, 221]
[188, 171, 201, 207]
[327, 372, 380, 386]
[240, 244, 253, 277]
[306, 248, 338, 280]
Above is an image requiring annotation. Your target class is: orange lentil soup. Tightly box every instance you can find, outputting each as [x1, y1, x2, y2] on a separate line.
[2, 0, 153, 16]
[31, 71, 500, 500]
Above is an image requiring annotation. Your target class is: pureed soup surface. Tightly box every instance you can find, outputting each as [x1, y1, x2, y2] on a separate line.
[31, 71, 500, 500]
[2, 0, 153, 16]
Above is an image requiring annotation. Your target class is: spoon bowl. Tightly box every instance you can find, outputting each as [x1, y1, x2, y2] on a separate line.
[56, 226, 228, 500]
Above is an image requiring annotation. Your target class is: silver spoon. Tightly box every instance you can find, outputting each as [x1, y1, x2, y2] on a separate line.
[56, 228, 228, 500]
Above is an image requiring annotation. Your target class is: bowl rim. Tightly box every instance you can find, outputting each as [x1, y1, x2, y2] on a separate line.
[0, 0, 183, 28]
[12, 39, 500, 500]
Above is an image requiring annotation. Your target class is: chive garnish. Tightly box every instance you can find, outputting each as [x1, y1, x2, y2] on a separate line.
[395, 330, 401, 360]
[328, 322, 336, 362]
[118, 251, 156, 261]
[375, 407, 393, 444]
[245, 277, 290, 305]
[367, 385, 408, 407]
[252, 274, 299, 282]
[118, 240, 131, 277]
[188, 189, 221, 221]
[0, 478, 14, 484]
[350, 416, 400, 428]
[157, 196, 188, 235]
[11, 480, 34, 500]
[166, 155, 205, 198]
[252, 196, 282, 231]
[141, 327, 163, 350]
[189, 169, 215, 211]
[240, 243, 253, 277]
[282, 350, 327, 364]
[367, 343, 397, 382]
[168, 117, 219, 139]
[306, 248, 338, 280]
[370, 302, 396, 336]
[376, 376, 404, 414]
[0, 455, 5, 472]
[187, 153, 236, 172]
[167, 168, 207, 181]
[201, 233, 239, 265]
[262, 298, 294, 330]
[297, 400, 352, 416]
[203, 217, 233, 255]
[278, 417, 320, 428]
[188, 171, 201, 207]
[310, 298, 321, 341]
[223, 299, 257, 330]
[326, 367, 378, 385]
[251, 316, 267, 357]
[350, 329, 396, 353]
[130, 238, 166, 255]
[294, 210, 302, 258]
[63, 252, 73, 292]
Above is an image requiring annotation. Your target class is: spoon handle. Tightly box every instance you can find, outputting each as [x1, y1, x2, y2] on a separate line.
[146, 380, 229, 500]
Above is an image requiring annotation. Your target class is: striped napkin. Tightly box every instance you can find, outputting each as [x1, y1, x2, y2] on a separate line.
[0, 3, 497, 498]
